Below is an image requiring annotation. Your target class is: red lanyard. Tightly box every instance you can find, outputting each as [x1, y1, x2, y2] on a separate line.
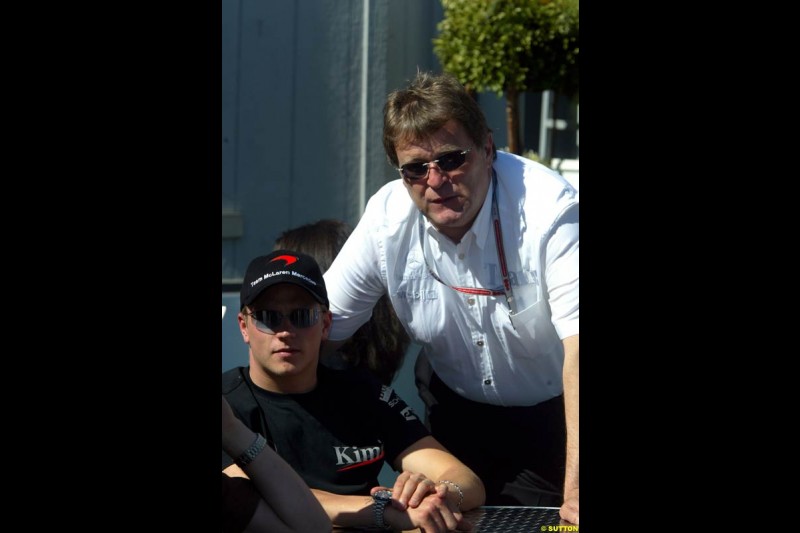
[417, 170, 518, 316]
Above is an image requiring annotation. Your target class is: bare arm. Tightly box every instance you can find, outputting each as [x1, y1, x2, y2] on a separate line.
[222, 396, 331, 533]
[305, 435, 485, 531]
[310, 487, 461, 532]
[394, 435, 486, 512]
[560, 334, 579, 524]
[224, 456, 380, 530]
[309, 489, 380, 529]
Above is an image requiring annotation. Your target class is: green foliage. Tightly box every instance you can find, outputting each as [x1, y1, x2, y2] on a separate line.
[520, 148, 542, 163]
[434, 0, 579, 100]
[502, 147, 549, 167]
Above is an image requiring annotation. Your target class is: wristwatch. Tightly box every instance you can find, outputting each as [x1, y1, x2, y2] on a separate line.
[372, 489, 393, 530]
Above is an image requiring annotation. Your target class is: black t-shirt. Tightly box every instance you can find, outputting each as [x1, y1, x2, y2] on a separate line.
[222, 364, 429, 495]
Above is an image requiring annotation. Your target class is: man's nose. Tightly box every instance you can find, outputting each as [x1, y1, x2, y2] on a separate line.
[425, 164, 449, 188]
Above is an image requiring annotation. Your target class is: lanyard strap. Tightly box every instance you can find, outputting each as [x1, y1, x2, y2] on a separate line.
[417, 169, 517, 314]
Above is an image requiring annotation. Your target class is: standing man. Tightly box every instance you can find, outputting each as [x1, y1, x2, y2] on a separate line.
[323, 72, 579, 524]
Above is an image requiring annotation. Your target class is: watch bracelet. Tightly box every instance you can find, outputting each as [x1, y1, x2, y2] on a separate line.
[234, 433, 267, 468]
[373, 491, 392, 530]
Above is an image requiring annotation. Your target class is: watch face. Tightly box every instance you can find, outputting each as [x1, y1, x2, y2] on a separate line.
[374, 490, 393, 501]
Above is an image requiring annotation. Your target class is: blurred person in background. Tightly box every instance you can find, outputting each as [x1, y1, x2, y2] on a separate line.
[275, 219, 410, 386]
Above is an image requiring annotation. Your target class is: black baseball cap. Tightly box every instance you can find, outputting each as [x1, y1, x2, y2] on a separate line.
[240, 249, 329, 310]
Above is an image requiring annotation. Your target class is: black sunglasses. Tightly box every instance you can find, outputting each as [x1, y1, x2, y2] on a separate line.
[396, 149, 471, 180]
[245, 307, 320, 334]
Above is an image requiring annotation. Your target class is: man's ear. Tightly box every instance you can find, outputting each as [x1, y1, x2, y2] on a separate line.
[238, 311, 249, 344]
[321, 309, 333, 340]
[485, 132, 495, 161]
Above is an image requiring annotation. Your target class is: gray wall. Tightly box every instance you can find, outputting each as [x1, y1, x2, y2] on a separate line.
[222, 0, 445, 283]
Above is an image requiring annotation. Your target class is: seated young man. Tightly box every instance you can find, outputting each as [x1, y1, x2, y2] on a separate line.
[222, 250, 485, 531]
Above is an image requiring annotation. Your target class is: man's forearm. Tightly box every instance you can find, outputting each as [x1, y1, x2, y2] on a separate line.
[311, 489, 378, 528]
[430, 466, 486, 511]
[562, 335, 579, 496]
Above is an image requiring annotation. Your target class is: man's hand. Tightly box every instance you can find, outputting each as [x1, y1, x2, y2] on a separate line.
[388, 471, 440, 510]
[559, 488, 579, 525]
[370, 479, 473, 532]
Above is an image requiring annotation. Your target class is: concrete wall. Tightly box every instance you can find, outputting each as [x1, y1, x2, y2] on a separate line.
[222, 0, 447, 283]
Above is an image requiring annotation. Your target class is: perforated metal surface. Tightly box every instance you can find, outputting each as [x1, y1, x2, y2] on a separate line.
[463, 506, 563, 532]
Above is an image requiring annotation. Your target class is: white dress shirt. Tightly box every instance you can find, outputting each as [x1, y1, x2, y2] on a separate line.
[324, 151, 578, 406]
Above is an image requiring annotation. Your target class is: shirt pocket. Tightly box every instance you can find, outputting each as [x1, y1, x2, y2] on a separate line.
[509, 297, 563, 363]
[509, 281, 551, 341]
[511, 297, 544, 340]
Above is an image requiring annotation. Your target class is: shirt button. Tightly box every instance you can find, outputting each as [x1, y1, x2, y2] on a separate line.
[458, 253, 465, 260]
[467, 297, 475, 305]
[476, 340, 484, 347]
[484, 379, 492, 385]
